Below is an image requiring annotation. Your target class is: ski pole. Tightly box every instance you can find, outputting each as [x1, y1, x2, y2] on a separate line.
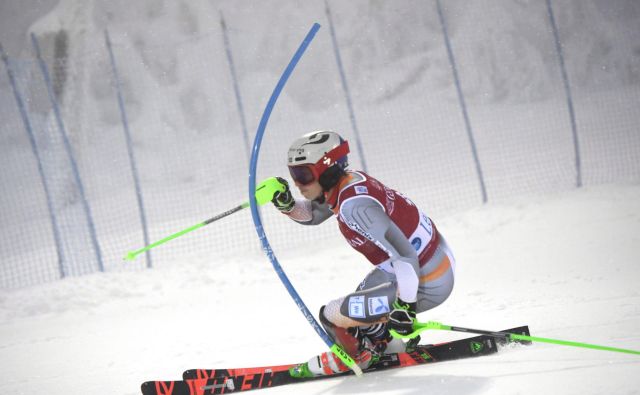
[123, 177, 285, 261]
[390, 321, 640, 356]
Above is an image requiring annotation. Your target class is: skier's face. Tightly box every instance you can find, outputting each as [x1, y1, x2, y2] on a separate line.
[295, 179, 323, 200]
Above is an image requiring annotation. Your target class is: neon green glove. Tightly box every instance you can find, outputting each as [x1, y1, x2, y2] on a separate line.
[271, 177, 295, 213]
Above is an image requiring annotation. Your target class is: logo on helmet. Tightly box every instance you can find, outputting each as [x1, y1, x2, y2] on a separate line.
[302, 133, 330, 146]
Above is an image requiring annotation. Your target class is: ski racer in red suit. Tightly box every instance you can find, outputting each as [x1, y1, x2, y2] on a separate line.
[271, 131, 456, 377]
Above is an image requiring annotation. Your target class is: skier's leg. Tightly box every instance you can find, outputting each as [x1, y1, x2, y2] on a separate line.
[304, 238, 458, 376]
[416, 237, 456, 313]
[301, 305, 375, 376]
[352, 268, 405, 353]
[304, 271, 397, 376]
[321, 270, 397, 344]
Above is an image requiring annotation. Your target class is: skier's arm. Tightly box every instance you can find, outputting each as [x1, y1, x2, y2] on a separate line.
[339, 197, 420, 304]
[286, 199, 333, 225]
[271, 178, 332, 225]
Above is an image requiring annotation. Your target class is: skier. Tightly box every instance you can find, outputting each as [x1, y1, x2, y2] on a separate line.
[271, 131, 456, 377]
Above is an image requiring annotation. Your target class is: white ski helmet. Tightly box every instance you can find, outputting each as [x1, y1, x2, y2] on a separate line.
[287, 131, 350, 188]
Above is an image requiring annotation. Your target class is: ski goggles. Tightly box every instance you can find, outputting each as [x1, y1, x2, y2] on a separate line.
[288, 164, 319, 185]
[288, 140, 350, 185]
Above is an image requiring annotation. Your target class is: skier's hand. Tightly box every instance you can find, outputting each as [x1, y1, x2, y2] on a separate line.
[272, 177, 295, 213]
[387, 298, 417, 336]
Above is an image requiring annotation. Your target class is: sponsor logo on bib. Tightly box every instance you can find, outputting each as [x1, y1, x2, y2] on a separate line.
[368, 296, 390, 316]
[348, 295, 366, 318]
[411, 237, 422, 251]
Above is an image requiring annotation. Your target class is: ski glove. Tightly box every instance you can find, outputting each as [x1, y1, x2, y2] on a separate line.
[387, 298, 417, 336]
[272, 177, 295, 213]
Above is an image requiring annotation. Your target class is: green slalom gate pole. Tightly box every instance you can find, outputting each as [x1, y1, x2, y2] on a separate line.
[390, 321, 640, 356]
[124, 177, 285, 261]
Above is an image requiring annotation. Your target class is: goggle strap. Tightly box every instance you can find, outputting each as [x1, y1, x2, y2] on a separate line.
[314, 141, 350, 174]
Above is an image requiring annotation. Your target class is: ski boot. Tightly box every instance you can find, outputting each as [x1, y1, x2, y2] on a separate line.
[290, 327, 378, 378]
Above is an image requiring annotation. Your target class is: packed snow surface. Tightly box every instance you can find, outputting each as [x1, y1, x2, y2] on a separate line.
[1, 184, 639, 395]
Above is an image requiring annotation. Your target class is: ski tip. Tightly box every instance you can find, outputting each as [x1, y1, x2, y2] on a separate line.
[182, 369, 194, 380]
[140, 381, 154, 395]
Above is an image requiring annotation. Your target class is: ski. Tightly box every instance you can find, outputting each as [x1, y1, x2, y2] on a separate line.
[141, 325, 529, 395]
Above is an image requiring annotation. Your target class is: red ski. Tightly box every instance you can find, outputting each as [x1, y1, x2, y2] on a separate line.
[141, 326, 529, 394]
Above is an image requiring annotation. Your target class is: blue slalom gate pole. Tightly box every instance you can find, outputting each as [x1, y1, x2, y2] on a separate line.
[247, 23, 362, 376]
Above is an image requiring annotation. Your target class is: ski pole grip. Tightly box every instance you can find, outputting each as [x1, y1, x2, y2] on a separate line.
[255, 177, 286, 205]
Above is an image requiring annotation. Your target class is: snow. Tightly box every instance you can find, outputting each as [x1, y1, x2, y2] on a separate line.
[1, 0, 639, 393]
[2, 0, 640, 288]
[1, 184, 639, 394]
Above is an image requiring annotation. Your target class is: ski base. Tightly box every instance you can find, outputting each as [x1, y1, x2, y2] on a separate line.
[141, 325, 529, 395]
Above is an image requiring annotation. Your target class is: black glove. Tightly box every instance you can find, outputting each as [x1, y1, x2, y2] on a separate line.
[271, 177, 295, 213]
[387, 298, 417, 336]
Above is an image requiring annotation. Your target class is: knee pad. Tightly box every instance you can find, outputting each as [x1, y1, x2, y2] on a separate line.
[321, 282, 396, 330]
[341, 282, 396, 323]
